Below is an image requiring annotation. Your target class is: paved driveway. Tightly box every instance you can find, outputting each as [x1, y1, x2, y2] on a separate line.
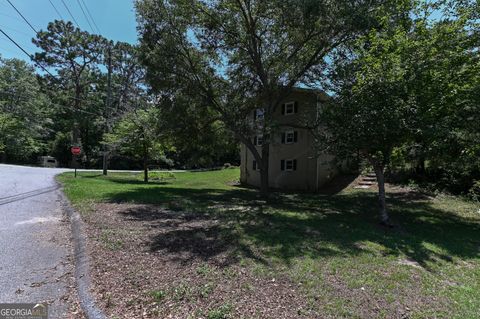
[0, 164, 75, 317]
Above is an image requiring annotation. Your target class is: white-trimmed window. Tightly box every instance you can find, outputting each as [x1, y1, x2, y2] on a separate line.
[281, 130, 298, 144]
[281, 159, 297, 171]
[282, 101, 298, 115]
[253, 135, 263, 146]
[286, 131, 295, 144]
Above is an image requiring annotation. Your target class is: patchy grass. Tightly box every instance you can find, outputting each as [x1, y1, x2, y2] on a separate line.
[149, 290, 166, 301]
[206, 303, 233, 319]
[99, 229, 124, 251]
[58, 169, 480, 318]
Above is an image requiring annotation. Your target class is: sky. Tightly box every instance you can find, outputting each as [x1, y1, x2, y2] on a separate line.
[0, 0, 137, 62]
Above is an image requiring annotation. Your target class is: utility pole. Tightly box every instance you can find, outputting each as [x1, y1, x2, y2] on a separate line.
[103, 44, 112, 175]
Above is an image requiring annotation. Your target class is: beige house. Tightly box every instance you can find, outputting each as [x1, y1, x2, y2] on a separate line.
[240, 88, 338, 192]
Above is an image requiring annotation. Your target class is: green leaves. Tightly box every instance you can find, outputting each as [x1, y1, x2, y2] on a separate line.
[105, 107, 172, 163]
[321, 0, 480, 193]
[0, 57, 49, 161]
[136, 0, 392, 171]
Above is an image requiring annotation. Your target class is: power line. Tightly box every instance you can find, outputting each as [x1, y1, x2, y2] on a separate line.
[48, 101, 101, 116]
[60, 92, 120, 113]
[0, 11, 23, 22]
[80, 0, 101, 34]
[5, 0, 38, 34]
[0, 29, 120, 114]
[0, 28, 34, 60]
[2, 87, 134, 120]
[0, 24, 33, 37]
[48, 0, 64, 20]
[0, 89, 103, 117]
[0, 27, 57, 79]
[1, 85, 127, 118]
[1, 28, 105, 100]
[60, 0, 81, 28]
[103, 46, 112, 175]
[1, 20, 131, 116]
[76, 0, 94, 33]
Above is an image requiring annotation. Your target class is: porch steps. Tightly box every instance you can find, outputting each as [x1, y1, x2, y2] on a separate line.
[353, 173, 378, 189]
[359, 181, 375, 186]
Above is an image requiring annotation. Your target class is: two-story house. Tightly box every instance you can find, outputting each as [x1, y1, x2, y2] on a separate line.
[240, 88, 338, 192]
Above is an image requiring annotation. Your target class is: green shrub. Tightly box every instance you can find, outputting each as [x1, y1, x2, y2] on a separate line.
[469, 180, 480, 203]
[207, 303, 232, 319]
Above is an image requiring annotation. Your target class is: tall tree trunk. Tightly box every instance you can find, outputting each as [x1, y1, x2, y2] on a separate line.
[143, 151, 148, 183]
[71, 122, 81, 168]
[260, 143, 270, 196]
[416, 157, 426, 175]
[72, 83, 82, 169]
[83, 126, 89, 168]
[369, 158, 389, 225]
[236, 133, 270, 196]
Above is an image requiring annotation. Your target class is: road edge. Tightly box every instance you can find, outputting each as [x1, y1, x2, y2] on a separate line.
[56, 181, 107, 319]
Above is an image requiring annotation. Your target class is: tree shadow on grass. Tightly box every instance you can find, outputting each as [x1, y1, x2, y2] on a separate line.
[77, 174, 104, 179]
[70, 172, 174, 185]
[317, 174, 359, 195]
[104, 185, 480, 270]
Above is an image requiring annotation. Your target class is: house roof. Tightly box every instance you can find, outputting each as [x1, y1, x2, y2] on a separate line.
[291, 86, 330, 101]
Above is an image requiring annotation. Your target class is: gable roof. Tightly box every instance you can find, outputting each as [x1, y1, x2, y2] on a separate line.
[291, 86, 330, 102]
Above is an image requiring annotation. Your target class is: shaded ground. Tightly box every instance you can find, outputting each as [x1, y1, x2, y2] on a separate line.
[86, 203, 313, 318]
[58, 169, 480, 319]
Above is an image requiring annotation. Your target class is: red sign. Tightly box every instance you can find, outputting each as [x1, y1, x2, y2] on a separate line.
[71, 146, 81, 155]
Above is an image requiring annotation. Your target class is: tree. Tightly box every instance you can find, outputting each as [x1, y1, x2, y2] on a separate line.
[104, 107, 172, 182]
[404, 3, 480, 193]
[33, 20, 106, 165]
[109, 42, 146, 112]
[155, 88, 239, 168]
[101, 42, 148, 173]
[33, 22, 150, 169]
[318, 0, 479, 223]
[136, 0, 391, 195]
[0, 57, 49, 162]
[318, 15, 417, 225]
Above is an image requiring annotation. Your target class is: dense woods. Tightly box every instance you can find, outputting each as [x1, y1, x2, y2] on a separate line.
[0, 20, 238, 170]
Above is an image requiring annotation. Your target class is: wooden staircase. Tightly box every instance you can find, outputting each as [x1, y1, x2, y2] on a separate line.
[354, 173, 377, 189]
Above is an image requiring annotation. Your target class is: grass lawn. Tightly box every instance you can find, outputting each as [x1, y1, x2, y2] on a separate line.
[58, 168, 480, 319]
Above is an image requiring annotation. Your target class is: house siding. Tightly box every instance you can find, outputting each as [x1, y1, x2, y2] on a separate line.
[240, 89, 337, 192]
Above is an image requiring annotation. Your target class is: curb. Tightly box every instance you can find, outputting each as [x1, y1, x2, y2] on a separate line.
[58, 187, 107, 319]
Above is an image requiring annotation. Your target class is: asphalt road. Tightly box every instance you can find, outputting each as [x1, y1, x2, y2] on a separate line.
[0, 164, 75, 317]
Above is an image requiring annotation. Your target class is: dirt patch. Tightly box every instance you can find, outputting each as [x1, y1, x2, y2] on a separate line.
[397, 258, 424, 269]
[81, 200, 450, 319]
[84, 203, 314, 318]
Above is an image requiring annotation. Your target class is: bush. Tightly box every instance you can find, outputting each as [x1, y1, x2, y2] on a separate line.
[469, 180, 480, 203]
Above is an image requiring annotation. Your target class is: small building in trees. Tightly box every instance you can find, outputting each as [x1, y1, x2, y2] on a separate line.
[240, 88, 338, 192]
